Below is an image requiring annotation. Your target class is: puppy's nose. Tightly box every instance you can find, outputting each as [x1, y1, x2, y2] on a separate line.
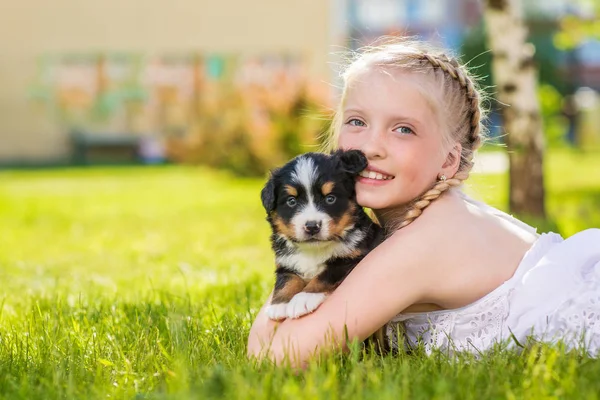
[304, 220, 321, 235]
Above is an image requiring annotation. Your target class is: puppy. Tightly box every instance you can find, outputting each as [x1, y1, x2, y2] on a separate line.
[260, 149, 384, 320]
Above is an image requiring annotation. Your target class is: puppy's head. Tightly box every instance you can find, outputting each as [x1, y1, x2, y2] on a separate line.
[261, 150, 367, 244]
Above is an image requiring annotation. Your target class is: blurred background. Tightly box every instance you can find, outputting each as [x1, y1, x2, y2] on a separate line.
[1, 0, 599, 175]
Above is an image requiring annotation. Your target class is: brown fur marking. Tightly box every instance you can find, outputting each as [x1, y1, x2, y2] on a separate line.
[303, 278, 337, 294]
[321, 181, 335, 195]
[272, 214, 296, 239]
[343, 248, 365, 259]
[271, 274, 306, 304]
[328, 204, 356, 237]
[284, 185, 298, 197]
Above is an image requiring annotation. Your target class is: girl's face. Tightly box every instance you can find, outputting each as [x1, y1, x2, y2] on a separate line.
[338, 68, 450, 215]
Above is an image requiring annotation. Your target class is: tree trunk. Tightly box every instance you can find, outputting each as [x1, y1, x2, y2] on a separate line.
[482, 0, 546, 218]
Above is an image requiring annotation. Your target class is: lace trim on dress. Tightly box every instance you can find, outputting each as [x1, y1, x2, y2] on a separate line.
[389, 288, 512, 353]
[546, 255, 600, 355]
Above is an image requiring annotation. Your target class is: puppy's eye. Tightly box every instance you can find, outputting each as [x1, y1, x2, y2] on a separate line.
[325, 195, 336, 205]
[286, 197, 297, 207]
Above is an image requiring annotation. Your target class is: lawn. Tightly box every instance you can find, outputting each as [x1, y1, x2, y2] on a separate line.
[0, 149, 599, 399]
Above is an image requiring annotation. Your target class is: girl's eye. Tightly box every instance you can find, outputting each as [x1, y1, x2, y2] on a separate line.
[395, 126, 414, 135]
[286, 197, 297, 207]
[325, 195, 336, 205]
[347, 119, 366, 127]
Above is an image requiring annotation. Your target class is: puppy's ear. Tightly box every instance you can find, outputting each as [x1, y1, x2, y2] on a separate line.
[260, 170, 279, 213]
[332, 149, 368, 175]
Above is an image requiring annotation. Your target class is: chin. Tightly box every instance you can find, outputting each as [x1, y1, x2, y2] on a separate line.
[355, 192, 391, 210]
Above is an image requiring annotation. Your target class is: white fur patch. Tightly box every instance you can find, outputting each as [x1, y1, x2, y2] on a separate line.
[291, 157, 331, 240]
[333, 229, 366, 256]
[292, 156, 317, 200]
[275, 253, 327, 281]
[286, 292, 327, 319]
[266, 303, 289, 320]
[275, 229, 367, 280]
[291, 203, 332, 240]
[276, 242, 336, 280]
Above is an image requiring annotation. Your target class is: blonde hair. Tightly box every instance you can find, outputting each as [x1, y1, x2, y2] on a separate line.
[323, 38, 487, 233]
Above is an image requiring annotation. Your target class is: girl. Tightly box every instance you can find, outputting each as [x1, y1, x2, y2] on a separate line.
[247, 38, 600, 367]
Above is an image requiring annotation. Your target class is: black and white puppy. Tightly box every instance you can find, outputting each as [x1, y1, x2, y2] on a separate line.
[261, 149, 384, 320]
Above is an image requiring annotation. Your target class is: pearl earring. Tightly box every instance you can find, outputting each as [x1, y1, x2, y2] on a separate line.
[438, 174, 447, 182]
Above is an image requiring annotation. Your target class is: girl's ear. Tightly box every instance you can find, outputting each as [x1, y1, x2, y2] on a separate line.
[441, 143, 462, 178]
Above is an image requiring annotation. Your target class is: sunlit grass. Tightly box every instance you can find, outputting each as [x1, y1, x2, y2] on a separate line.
[0, 149, 599, 399]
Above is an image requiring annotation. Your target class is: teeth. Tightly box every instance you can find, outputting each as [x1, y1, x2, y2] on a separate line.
[359, 170, 393, 180]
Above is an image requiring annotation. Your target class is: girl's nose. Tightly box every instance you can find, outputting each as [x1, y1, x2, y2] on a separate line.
[361, 129, 387, 160]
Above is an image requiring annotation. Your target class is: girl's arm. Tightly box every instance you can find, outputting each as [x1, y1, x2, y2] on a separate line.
[247, 229, 437, 367]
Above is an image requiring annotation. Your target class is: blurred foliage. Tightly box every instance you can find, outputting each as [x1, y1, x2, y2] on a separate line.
[554, 1, 600, 50]
[538, 83, 569, 147]
[460, 23, 494, 92]
[461, 20, 567, 94]
[165, 77, 330, 176]
[29, 53, 331, 174]
[461, 21, 572, 147]
[465, 148, 600, 236]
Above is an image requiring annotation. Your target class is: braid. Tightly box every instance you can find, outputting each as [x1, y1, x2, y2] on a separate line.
[386, 171, 469, 233]
[386, 52, 484, 234]
[420, 53, 482, 151]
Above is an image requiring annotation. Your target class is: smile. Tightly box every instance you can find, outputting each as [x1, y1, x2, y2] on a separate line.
[358, 170, 394, 180]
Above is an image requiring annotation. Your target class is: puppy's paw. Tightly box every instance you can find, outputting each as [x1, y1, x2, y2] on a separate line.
[266, 302, 289, 320]
[286, 292, 327, 319]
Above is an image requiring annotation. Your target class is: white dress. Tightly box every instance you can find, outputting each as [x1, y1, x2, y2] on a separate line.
[387, 194, 600, 356]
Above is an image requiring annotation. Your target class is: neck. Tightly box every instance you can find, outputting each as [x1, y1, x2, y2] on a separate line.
[373, 187, 461, 230]
[372, 206, 407, 228]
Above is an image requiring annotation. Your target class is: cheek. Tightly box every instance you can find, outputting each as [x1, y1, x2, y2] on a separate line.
[272, 214, 297, 238]
[391, 153, 434, 189]
[389, 142, 439, 178]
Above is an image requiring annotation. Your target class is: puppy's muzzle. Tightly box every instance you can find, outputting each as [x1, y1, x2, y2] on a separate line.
[304, 220, 322, 235]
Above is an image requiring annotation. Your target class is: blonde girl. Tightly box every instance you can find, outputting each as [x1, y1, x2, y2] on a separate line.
[247, 38, 600, 367]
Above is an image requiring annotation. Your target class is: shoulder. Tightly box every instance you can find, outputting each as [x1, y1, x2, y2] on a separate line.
[388, 189, 545, 309]
[381, 189, 471, 263]
[362, 199, 464, 303]
[376, 189, 495, 306]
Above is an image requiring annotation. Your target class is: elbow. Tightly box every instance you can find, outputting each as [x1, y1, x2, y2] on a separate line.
[246, 340, 285, 365]
[246, 333, 281, 364]
[247, 338, 309, 369]
[247, 331, 269, 361]
[246, 338, 268, 361]
[246, 316, 333, 368]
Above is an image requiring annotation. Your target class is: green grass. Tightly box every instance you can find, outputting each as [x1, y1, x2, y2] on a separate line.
[0, 149, 599, 399]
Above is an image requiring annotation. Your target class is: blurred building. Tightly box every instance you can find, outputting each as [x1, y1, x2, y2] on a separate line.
[1, 0, 598, 166]
[0, 0, 333, 165]
[343, 0, 600, 89]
